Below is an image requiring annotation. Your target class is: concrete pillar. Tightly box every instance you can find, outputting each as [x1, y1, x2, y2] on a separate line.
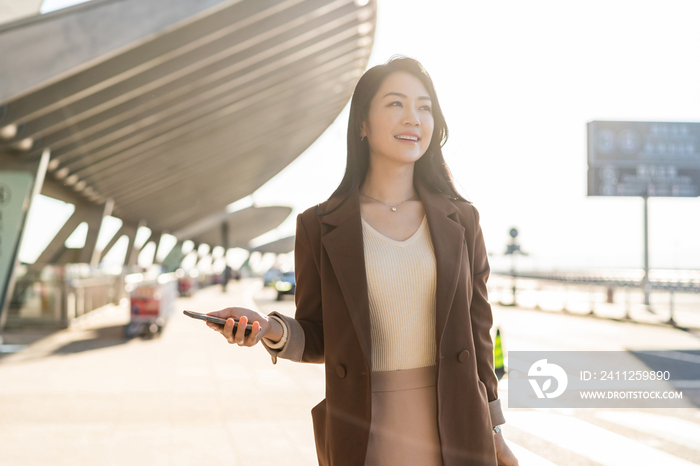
[98, 224, 126, 263]
[221, 221, 229, 250]
[86, 198, 113, 266]
[31, 203, 107, 268]
[0, 148, 49, 330]
[98, 222, 137, 264]
[126, 220, 148, 267]
[161, 241, 183, 272]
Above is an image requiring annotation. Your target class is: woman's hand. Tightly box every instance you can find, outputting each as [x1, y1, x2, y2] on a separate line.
[494, 430, 519, 466]
[204, 307, 269, 347]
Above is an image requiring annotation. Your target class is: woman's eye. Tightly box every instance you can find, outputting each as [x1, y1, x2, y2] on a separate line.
[387, 101, 430, 112]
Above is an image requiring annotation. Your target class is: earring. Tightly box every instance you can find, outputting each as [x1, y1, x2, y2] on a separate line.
[361, 135, 366, 141]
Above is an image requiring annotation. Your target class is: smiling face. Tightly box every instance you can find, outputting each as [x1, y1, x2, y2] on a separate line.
[361, 71, 434, 167]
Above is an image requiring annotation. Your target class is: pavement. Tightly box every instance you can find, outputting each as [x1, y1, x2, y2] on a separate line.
[0, 278, 698, 466]
[0, 279, 323, 466]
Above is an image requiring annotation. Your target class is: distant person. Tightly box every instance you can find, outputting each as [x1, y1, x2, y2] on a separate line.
[221, 265, 232, 293]
[202, 57, 518, 466]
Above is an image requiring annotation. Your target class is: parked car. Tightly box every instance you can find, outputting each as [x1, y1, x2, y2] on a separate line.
[263, 268, 282, 287]
[275, 271, 295, 300]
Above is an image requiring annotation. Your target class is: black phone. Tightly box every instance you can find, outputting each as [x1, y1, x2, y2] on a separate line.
[183, 310, 253, 337]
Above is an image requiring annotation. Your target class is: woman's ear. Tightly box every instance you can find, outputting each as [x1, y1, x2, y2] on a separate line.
[359, 120, 368, 139]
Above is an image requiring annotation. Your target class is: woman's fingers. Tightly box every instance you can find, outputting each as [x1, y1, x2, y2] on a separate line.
[201, 308, 266, 347]
[495, 432, 519, 466]
[234, 315, 248, 345]
[207, 308, 239, 319]
[223, 317, 236, 343]
[206, 321, 224, 333]
[249, 321, 262, 345]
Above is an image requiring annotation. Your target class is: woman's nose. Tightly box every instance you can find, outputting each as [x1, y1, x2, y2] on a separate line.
[402, 107, 420, 126]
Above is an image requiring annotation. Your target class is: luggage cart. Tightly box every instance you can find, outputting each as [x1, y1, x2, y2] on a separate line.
[125, 274, 176, 338]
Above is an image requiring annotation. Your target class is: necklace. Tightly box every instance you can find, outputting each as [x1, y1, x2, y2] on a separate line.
[360, 191, 418, 212]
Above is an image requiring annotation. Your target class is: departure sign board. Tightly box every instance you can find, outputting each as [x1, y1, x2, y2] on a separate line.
[587, 121, 700, 197]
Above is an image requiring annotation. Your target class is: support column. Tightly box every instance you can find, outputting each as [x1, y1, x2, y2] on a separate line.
[642, 195, 651, 307]
[221, 221, 229, 251]
[29, 178, 113, 269]
[162, 241, 183, 272]
[129, 230, 159, 269]
[99, 223, 129, 263]
[88, 198, 113, 266]
[126, 220, 148, 267]
[0, 149, 50, 330]
[31, 204, 107, 268]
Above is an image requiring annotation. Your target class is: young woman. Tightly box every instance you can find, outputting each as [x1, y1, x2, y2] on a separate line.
[205, 57, 519, 466]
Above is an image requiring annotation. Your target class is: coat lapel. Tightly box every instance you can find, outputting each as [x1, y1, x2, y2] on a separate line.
[320, 179, 465, 371]
[320, 188, 372, 369]
[416, 182, 465, 352]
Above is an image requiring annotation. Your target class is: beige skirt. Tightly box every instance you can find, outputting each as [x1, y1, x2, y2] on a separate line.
[365, 365, 443, 466]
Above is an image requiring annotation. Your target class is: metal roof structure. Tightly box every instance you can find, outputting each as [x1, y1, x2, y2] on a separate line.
[173, 205, 293, 248]
[251, 235, 295, 254]
[0, 0, 375, 327]
[0, 0, 375, 235]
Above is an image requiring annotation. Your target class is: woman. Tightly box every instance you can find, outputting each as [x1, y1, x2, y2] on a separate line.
[205, 56, 519, 466]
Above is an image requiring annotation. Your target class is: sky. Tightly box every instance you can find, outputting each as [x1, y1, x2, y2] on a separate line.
[24, 0, 700, 272]
[252, 0, 700, 271]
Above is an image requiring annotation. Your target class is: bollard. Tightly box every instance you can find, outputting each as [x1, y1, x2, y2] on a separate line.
[666, 289, 677, 326]
[624, 287, 632, 320]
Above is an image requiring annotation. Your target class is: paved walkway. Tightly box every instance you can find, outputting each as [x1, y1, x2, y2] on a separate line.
[0, 279, 323, 466]
[1, 278, 697, 465]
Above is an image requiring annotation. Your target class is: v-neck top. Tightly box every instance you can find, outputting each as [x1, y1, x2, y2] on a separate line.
[360, 215, 428, 247]
[361, 214, 437, 372]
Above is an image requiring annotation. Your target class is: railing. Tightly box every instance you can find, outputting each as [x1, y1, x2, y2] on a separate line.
[489, 270, 700, 328]
[5, 265, 127, 328]
[63, 275, 127, 325]
[494, 269, 700, 292]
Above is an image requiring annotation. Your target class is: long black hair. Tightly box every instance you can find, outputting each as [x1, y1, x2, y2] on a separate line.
[315, 55, 469, 216]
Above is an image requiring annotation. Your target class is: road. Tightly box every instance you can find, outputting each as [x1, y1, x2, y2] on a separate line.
[0, 277, 697, 465]
[257, 280, 700, 466]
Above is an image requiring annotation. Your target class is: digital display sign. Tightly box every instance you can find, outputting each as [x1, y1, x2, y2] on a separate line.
[587, 121, 700, 197]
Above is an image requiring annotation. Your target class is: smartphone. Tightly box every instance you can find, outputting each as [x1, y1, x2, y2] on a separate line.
[183, 310, 253, 337]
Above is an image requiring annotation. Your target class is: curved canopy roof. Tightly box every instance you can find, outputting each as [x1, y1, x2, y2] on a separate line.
[0, 0, 375, 235]
[173, 205, 293, 249]
[251, 235, 295, 254]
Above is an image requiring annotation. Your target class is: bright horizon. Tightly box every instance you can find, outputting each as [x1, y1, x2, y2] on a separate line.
[24, 0, 700, 271]
[252, 0, 700, 271]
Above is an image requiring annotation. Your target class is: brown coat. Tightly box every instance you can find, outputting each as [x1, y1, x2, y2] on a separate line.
[263, 179, 505, 466]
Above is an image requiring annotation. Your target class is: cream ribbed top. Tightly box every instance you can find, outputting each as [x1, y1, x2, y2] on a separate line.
[361, 215, 437, 373]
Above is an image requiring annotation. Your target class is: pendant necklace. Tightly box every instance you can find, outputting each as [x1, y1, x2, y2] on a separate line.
[360, 191, 418, 212]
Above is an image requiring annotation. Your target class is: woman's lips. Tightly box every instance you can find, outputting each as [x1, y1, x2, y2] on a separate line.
[394, 134, 420, 143]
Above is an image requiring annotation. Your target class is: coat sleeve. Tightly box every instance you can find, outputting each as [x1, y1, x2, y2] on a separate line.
[261, 212, 324, 364]
[469, 205, 506, 427]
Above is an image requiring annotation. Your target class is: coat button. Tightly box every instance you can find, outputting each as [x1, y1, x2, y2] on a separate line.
[458, 350, 470, 363]
[336, 365, 346, 379]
